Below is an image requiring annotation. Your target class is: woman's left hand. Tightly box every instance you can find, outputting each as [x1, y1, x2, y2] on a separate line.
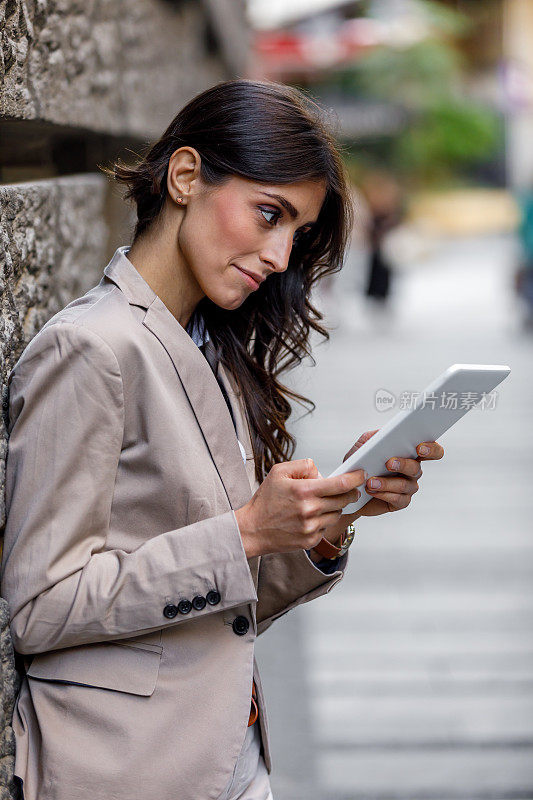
[343, 429, 445, 519]
[308, 428, 445, 561]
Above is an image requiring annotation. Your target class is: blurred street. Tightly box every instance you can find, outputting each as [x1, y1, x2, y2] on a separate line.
[256, 232, 533, 800]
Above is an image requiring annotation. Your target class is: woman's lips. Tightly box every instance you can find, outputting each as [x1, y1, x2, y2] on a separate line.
[233, 264, 260, 290]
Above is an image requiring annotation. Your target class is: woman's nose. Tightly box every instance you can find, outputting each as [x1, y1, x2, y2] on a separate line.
[260, 233, 294, 274]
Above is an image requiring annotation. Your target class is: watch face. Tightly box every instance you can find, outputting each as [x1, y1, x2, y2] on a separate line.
[340, 525, 357, 554]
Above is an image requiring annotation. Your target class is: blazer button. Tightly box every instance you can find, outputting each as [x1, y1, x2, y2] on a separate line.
[206, 590, 221, 606]
[232, 616, 249, 636]
[178, 599, 192, 615]
[192, 595, 206, 610]
[163, 604, 178, 619]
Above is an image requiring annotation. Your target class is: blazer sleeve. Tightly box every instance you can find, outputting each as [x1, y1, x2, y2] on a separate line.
[255, 547, 349, 636]
[1, 322, 257, 655]
[305, 550, 343, 574]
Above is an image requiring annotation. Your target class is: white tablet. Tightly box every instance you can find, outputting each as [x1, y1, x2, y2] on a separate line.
[327, 363, 511, 514]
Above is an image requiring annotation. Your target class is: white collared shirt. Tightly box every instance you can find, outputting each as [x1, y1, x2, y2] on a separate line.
[185, 317, 247, 464]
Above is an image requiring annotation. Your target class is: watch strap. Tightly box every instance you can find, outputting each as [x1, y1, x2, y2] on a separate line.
[312, 535, 343, 559]
[312, 523, 357, 560]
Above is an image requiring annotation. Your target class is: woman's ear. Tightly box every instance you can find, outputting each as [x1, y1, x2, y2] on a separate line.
[166, 146, 202, 202]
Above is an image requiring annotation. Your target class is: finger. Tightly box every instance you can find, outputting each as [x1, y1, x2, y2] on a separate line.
[339, 510, 361, 526]
[296, 511, 344, 546]
[416, 442, 445, 460]
[366, 476, 419, 496]
[306, 470, 368, 497]
[367, 491, 411, 510]
[318, 488, 362, 513]
[385, 457, 424, 479]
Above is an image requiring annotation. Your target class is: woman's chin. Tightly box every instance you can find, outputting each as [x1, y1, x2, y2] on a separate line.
[208, 290, 248, 311]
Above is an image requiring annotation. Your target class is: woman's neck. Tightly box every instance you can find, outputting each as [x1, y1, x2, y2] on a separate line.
[126, 228, 204, 329]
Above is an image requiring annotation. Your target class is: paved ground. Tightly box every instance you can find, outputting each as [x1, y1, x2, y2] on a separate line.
[255, 233, 533, 800]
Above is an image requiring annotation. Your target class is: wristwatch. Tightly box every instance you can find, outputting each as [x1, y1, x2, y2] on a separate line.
[312, 522, 357, 560]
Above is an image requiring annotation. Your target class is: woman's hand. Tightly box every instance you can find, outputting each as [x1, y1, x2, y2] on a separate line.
[306, 430, 444, 562]
[235, 458, 367, 559]
[341, 429, 445, 518]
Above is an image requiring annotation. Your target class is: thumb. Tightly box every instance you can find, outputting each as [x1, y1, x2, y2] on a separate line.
[359, 429, 379, 442]
[343, 429, 379, 463]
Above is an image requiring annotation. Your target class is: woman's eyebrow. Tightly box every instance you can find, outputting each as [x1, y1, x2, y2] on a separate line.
[259, 192, 299, 220]
[259, 192, 318, 227]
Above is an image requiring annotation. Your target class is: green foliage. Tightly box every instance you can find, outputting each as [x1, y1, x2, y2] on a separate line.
[318, 0, 501, 187]
[394, 98, 500, 183]
[408, 0, 471, 38]
[355, 39, 463, 107]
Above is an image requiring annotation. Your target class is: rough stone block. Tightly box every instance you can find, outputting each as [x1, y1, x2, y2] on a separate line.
[0, 172, 129, 527]
[1, 0, 230, 137]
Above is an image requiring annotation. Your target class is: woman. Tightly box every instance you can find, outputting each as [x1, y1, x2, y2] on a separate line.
[1, 79, 443, 800]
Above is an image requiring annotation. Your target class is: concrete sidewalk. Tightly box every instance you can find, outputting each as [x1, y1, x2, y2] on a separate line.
[256, 234, 533, 799]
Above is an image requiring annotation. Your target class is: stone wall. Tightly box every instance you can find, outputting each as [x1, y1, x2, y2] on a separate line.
[1, 173, 113, 523]
[1, 0, 248, 137]
[0, 2, 250, 795]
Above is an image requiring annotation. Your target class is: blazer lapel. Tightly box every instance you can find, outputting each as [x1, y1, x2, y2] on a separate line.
[210, 347, 261, 598]
[204, 339, 254, 457]
[102, 248, 253, 512]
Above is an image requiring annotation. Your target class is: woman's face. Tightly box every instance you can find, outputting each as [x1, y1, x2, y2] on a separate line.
[177, 174, 327, 310]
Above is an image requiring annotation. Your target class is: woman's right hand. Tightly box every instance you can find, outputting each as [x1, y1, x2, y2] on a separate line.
[234, 458, 366, 559]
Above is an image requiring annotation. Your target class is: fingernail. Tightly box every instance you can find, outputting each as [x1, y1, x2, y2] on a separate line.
[418, 445, 430, 455]
[369, 478, 381, 489]
[391, 459, 400, 470]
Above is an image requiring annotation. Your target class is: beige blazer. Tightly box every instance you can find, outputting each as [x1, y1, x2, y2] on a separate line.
[1, 247, 348, 800]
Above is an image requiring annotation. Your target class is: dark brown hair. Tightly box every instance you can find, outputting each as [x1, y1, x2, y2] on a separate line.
[103, 78, 353, 484]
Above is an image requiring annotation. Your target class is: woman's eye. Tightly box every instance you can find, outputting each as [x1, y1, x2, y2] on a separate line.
[259, 207, 311, 245]
[260, 208, 279, 225]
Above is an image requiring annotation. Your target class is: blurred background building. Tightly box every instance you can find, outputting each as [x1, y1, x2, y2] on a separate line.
[1, 1, 532, 799]
[246, 0, 533, 324]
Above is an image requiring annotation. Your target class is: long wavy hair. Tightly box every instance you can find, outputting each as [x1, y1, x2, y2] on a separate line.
[102, 79, 353, 484]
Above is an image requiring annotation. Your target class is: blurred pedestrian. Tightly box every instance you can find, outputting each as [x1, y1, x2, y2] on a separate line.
[514, 188, 533, 329]
[359, 170, 404, 304]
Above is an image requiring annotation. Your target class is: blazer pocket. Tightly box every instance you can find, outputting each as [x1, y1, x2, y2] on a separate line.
[26, 640, 163, 697]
